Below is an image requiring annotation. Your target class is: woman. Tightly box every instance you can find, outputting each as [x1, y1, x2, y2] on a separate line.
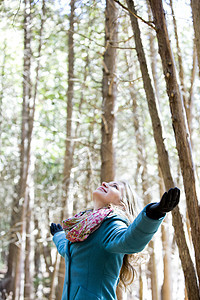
[50, 181, 180, 300]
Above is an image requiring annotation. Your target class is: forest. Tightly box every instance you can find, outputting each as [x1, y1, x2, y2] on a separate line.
[0, 0, 200, 299]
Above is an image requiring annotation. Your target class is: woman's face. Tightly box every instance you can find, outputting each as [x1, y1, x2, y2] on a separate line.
[93, 181, 124, 209]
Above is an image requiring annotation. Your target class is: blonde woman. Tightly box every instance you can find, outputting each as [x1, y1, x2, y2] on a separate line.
[50, 181, 180, 300]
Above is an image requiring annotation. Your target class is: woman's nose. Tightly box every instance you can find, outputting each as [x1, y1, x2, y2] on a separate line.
[102, 182, 108, 187]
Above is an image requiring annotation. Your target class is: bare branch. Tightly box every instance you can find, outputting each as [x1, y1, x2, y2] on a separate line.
[113, 0, 155, 30]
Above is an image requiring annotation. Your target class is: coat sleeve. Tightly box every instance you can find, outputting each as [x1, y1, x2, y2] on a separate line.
[52, 231, 68, 257]
[102, 205, 165, 254]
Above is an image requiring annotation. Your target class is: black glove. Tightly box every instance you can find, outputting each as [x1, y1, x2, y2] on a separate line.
[146, 187, 180, 220]
[50, 223, 63, 236]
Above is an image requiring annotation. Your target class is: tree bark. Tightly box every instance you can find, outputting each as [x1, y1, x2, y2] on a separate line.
[130, 72, 159, 300]
[24, 1, 45, 298]
[54, 1, 75, 299]
[147, 10, 172, 298]
[169, 0, 187, 114]
[61, 0, 75, 221]
[169, 0, 195, 142]
[101, 0, 120, 297]
[0, 41, 6, 150]
[101, 0, 118, 183]
[149, 0, 200, 291]
[147, 2, 160, 102]
[24, 192, 34, 300]
[191, 0, 200, 76]
[161, 223, 171, 300]
[158, 172, 172, 300]
[148, 241, 159, 300]
[129, 64, 158, 299]
[12, 0, 35, 298]
[187, 42, 197, 141]
[125, 0, 200, 298]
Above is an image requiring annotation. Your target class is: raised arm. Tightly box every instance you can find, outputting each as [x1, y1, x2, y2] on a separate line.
[102, 187, 180, 254]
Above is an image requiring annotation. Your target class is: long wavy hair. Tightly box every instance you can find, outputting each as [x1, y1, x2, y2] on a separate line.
[113, 180, 139, 289]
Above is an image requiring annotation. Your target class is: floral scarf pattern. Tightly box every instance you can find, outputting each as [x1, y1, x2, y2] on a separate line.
[62, 207, 113, 242]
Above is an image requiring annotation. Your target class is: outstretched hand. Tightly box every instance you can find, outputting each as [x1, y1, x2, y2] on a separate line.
[158, 187, 180, 213]
[50, 223, 63, 236]
[146, 187, 180, 219]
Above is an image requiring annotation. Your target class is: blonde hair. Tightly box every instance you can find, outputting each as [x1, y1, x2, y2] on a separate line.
[115, 180, 139, 289]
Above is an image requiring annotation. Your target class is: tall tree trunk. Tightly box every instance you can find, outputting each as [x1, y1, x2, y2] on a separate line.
[161, 223, 171, 300]
[130, 63, 158, 299]
[147, 2, 160, 102]
[126, 0, 172, 189]
[191, 0, 200, 76]
[149, 0, 200, 292]
[24, 176, 34, 299]
[24, 1, 45, 299]
[169, 0, 187, 116]
[34, 217, 41, 294]
[0, 41, 6, 150]
[158, 171, 172, 300]
[147, 8, 172, 298]
[140, 148, 159, 300]
[12, 0, 35, 298]
[54, 1, 75, 299]
[124, 0, 199, 298]
[101, 0, 118, 183]
[101, 0, 121, 298]
[148, 241, 159, 300]
[187, 42, 197, 142]
[61, 0, 75, 221]
[169, 0, 195, 144]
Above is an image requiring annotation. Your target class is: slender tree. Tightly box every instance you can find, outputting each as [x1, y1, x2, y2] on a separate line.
[124, 0, 199, 298]
[126, 45, 158, 298]
[0, 42, 6, 150]
[187, 42, 197, 142]
[169, 0, 196, 141]
[191, 0, 200, 76]
[24, 1, 46, 299]
[147, 5, 172, 298]
[101, 1, 124, 299]
[12, 0, 35, 298]
[54, 1, 76, 299]
[101, 0, 118, 183]
[157, 172, 172, 300]
[149, 0, 200, 293]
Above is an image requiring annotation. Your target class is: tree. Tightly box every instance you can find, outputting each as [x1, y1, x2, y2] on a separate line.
[0, 41, 6, 150]
[124, 0, 199, 298]
[101, 0, 118, 183]
[147, 6, 172, 298]
[191, 0, 200, 76]
[149, 0, 200, 297]
[51, 1, 76, 299]
[24, 1, 45, 299]
[13, 0, 35, 298]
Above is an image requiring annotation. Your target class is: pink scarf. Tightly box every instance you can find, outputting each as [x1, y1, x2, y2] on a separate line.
[62, 207, 113, 242]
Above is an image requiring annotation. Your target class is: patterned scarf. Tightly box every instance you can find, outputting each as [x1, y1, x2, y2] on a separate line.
[62, 207, 113, 242]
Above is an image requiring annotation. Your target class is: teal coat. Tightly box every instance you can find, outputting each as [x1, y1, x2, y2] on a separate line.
[53, 205, 164, 300]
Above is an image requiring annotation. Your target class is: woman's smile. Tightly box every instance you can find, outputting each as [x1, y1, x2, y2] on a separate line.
[97, 186, 107, 193]
[93, 181, 123, 209]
